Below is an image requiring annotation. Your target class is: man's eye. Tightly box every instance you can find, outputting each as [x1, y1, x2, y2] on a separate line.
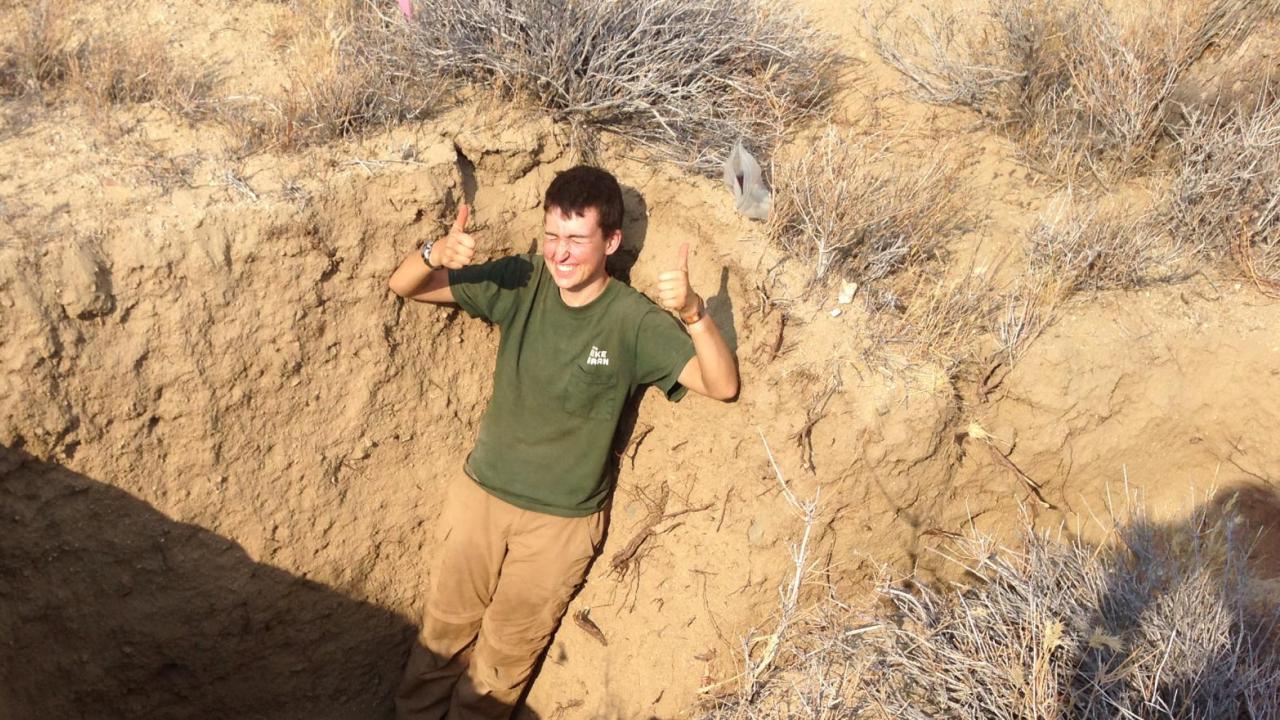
[572, 238, 590, 245]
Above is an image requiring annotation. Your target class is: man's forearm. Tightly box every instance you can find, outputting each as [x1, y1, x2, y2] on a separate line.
[388, 248, 437, 297]
[688, 313, 739, 400]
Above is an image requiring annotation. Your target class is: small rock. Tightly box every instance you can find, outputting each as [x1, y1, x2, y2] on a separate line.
[837, 280, 858, 304]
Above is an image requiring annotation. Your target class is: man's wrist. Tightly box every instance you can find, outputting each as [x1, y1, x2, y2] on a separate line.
[680, 295, 706, 325]
[421, 239, 440, 270]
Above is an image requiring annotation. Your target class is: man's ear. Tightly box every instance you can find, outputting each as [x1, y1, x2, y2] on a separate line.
[604, 229, 623, 255]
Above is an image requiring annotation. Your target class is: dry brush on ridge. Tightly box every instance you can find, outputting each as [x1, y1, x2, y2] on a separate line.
[866, 0, 1277, 182]
[3, 0, 840, 165]
[402, 0, 841, 173]
[0, 1, 215, 120]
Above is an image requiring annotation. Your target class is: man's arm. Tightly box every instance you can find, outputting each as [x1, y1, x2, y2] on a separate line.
[656, 243, 739, 401]
[387, 204, 475, 304]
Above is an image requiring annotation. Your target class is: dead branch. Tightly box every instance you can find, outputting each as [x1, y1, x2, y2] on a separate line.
[573, 608, 607, 646]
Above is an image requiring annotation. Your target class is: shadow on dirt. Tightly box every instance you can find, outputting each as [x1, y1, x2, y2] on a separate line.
[0, 446, 535, 720]
[1067, 482, 1280, 715]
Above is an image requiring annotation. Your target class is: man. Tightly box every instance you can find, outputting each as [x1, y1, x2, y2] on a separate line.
[387, 165, 738, 719]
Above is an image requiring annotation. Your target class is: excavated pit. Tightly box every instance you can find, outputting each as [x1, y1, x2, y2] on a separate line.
[0, 117, 957, 717]
[4, 110, 1280, 718]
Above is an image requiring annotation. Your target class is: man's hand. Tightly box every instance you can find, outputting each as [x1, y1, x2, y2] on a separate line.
[656, 243, 702, 320]
[430, 204, 477, 270]
[660, 241, 738, 400]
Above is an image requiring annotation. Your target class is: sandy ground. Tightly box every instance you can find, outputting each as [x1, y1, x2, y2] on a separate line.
[2, 0, 1278, 717]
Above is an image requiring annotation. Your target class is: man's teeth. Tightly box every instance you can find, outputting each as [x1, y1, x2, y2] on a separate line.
[558, 264, 573, 271]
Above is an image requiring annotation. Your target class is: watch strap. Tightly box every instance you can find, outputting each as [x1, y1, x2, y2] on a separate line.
[421, 239, 439, 269]
[680, 297, 706, 325]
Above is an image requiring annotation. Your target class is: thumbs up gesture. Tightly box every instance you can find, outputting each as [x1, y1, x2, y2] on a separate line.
[430, 204, 477, 269]
[657, 243, 703, 321]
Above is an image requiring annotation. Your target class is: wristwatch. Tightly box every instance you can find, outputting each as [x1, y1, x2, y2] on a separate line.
[421, 239, 440, 269]
[681, 297, 706, 325]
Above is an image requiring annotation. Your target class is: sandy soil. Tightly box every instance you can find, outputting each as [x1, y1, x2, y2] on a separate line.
[2, 0, 1278, 718]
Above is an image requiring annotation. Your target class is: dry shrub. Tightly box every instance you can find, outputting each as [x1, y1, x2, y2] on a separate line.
[701, 602, 872, 720]
[991, 195, 1190, 365]
[867, 0, 1270, 181]
[767, 128, 968, 283]
[857, 504, 1280, 718]
[222, 2, 439, 152]
[994, 271, 1060, 366]
[704, 498, 1280, 719]
[767, 127, 991, 374]
[1027, 195, 1192, 293]
[1163, 87, 1280, 293]
[405, 0, 839, 173]
[1, 0, 435, 150]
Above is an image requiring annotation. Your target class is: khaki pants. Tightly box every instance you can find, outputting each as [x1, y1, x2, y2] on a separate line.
[396, 474, 606, 720]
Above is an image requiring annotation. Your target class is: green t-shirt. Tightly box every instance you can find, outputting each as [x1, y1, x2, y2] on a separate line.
[448, 253, 696, 517]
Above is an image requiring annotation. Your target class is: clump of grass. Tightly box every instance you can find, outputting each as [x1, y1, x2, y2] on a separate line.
[1163, 86, 1280, 294]
[767, 128, 969, 283]
[404, 0, 839, 173]
[1027, 195, 1191, 293]
[69, 33, 217, 120]
[867, 0, 1270, 181]
[867, 269, 1003, 375]
[222, 1, 440, 153]
[0, 1, 77, 98]
[703, 493, 1280, 719]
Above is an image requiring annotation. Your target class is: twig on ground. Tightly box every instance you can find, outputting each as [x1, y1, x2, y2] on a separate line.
[610, 483, 711, 579]
[573, 608, 608, 646]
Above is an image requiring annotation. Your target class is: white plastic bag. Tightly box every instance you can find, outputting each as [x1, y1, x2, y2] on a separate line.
[721, 140, 772, 221]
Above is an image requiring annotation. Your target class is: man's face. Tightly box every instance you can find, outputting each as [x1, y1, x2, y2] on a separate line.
[542, 205, 621, 296]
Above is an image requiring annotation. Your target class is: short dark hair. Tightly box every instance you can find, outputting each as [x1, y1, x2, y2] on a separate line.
[543, 165, 624, 236]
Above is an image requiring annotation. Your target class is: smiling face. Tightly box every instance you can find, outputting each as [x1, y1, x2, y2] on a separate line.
[542, 205, 622, 306]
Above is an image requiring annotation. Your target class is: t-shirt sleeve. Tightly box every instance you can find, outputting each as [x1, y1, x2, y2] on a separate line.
[447, 255, 537, 327]
[634, 308, 696, 402]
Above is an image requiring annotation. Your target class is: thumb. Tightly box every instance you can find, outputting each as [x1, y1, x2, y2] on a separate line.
[677, 242, 689, 273]
[452, 203, 470, 233]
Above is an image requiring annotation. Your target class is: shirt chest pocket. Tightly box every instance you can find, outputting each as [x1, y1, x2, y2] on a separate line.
[562, 363, 620, 420]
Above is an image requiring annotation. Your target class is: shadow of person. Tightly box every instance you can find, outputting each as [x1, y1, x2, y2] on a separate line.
[705, 266, 738, 354]
[606, 184, 649, 285]
[0, 446, 535, 720]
